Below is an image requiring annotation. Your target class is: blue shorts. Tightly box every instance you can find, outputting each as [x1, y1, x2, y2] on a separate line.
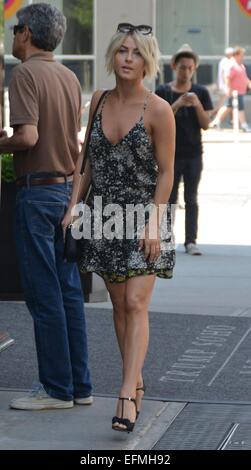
[226, 94, 245, 111]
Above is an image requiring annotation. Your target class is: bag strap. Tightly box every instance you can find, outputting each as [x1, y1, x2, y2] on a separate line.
[80, 90, 109, 176]
[69, 90, 109, 223]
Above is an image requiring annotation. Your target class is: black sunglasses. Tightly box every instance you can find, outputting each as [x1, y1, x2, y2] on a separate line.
[13, 24, 32, 35]
[117, 23, 152, 35]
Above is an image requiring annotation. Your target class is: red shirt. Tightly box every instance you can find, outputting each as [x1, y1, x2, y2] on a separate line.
[227, 60, 248, 95]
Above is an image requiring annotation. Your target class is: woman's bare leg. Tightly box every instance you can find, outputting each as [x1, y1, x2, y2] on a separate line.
[238, 110, 247, 126]
[106, 280, 144, 393]
[210, 105, 230, 126]
[105, 280, 126, 357]
[111, 274, 156, 429]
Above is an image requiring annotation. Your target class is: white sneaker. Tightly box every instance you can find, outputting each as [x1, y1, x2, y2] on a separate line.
[74, 395, 93, 405]
[10, 384, 73, 410]
[185, 243, 202, 256]
[241, 123, 251, 133]
[209, 122, 221, 130]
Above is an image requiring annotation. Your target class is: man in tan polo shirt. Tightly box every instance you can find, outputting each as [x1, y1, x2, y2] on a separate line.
[0, 3, 92, 410]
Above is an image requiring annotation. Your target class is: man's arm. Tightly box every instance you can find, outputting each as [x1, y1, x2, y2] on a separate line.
[0, 125, 38, 153]
[184, 93, 211, 129]
[193, 101, 211, 130]
[2, 65, 39, 154]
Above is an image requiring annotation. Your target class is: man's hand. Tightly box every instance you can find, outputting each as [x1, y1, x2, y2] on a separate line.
[172, 92, 200, 114]
[174, 93, 189, 109]
[0, 129, 8, 139]
[0, 125, 38, 153]
[183, 92, 200, 107]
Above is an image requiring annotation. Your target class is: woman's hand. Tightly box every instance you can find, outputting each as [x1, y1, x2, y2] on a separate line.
[0, 129, 8, 139]
[61, 207, 74, 238]
[139, 222, 161, 262]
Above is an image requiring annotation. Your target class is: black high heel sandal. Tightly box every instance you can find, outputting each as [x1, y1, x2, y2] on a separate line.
[136, 380, 146, 419]
[112, 397, 137, 433]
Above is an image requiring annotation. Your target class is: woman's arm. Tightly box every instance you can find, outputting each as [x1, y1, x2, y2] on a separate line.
[152, 97, 176, 211]
[140, 96, 176, 261]
[61, 90, 104, 232]
[69, 90, 104, 208]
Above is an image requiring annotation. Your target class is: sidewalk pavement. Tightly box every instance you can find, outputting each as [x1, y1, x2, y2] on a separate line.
[0, 137, 250, 450]
[203, 127, 251, 143]
[0, 390, 184, 450]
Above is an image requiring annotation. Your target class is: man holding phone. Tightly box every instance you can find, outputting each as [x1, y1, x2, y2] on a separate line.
[156, 44, 213, 255]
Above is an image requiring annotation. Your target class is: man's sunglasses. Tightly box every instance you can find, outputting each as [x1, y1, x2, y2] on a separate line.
[13, 24, 32, 35]
[117, 23, 152, 36]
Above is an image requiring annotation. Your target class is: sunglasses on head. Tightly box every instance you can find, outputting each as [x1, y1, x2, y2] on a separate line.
[117, 23, 152, 35]
[13, 24, 32, 35]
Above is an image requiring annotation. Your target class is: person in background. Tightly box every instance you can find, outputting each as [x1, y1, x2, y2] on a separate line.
[156, 44, 213, 255]
[62, 22, 176, 433]
[211, 47, 233, 122]
[0, 3, 92, 410]
[210, 46, 251, 132]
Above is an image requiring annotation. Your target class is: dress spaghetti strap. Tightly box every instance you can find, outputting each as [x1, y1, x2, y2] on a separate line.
[140, 91, 152, 121]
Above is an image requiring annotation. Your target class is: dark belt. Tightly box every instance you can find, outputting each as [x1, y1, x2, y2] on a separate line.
[16, 175, 73, 187]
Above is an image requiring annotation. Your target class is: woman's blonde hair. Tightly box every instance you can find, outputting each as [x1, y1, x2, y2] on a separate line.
[105, 31, 160, 80]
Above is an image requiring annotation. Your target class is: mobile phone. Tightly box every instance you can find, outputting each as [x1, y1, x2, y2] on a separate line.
[186, 92, 194, 96]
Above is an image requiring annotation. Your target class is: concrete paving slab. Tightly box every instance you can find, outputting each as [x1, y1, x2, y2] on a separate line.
[0, 391, 183, 450]
[87, 243, 251, 316]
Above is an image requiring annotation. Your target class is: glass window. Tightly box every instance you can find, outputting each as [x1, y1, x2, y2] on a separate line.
[62, 58, 93, 92]
[3, 0, 94, 96]
[63, 0, 93, 55]
[157, 58, 218, 89]
[156, 0, 225, 55]
[4, 0, 94, 55]
[229, 1, 251, 55]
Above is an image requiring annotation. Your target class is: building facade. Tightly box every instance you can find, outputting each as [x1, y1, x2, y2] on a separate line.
[3, 0, 251, 108]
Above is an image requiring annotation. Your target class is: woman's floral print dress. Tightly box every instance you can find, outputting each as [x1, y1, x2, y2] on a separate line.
[79, 92, 175, 283]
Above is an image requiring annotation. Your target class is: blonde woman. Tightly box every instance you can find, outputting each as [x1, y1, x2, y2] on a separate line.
[62, 23, 175, 433]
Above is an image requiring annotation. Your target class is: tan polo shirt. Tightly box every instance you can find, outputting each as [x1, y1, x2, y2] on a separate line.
[9, 52, 82, 178]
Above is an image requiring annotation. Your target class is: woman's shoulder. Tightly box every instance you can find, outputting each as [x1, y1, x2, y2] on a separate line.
[90, 89, 109, 108]
[148, 91, 173, 120]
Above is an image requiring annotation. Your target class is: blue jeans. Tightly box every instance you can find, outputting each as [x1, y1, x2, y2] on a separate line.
[15, 179, 92, 401]
[169, 158, 203, 245]
[226, 94, 245, 111]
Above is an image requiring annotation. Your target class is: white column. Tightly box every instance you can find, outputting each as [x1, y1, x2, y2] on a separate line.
[225, 0, 230, 48]
[232, 90, 239, 143]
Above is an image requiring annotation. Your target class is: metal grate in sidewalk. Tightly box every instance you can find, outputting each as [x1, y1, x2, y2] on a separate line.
[220, 423, 251, 450]
[153, 403, 251, 450]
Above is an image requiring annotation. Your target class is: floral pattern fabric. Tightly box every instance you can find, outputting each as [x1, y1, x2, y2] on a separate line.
[79, 93, 175, 283]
